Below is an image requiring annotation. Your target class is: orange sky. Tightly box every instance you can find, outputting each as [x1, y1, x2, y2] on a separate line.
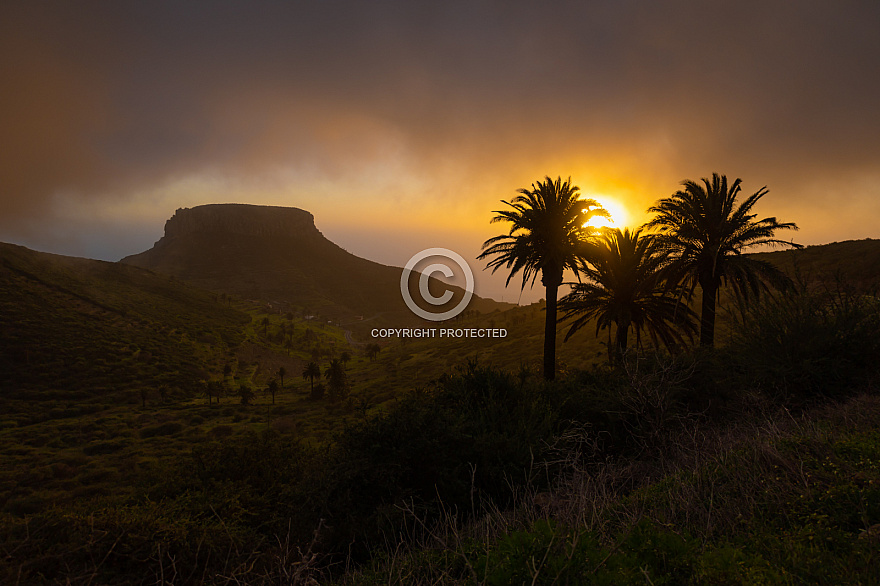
[2, 2, 879, 302]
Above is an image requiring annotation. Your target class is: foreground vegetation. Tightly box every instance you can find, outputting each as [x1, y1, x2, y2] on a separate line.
[1, 263, 878, 583]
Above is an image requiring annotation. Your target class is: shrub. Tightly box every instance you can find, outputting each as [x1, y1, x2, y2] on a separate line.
[138, 422, 183, 438]
[210, 424, 234, 438]
[727, 278, 880, 399]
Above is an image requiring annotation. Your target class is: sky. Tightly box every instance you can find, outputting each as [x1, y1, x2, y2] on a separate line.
[2, 1, 879, 303]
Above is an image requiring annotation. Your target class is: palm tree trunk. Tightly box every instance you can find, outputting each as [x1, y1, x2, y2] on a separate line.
[615, 319, 629, 362]
[543, 282, 559, 381]
[699, 282, 717, 347]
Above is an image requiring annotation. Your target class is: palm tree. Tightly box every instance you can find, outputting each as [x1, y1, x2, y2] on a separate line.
[302, 361, 321, 396]
[277, 366, 286, 388]
[340, 351, 351, 369]
[558, 228, 698, 362]
[479, 176, 607, 380]
[324, 358, 348, 402]
[266, 378, 279, 404]
[646, 173, 801, 347]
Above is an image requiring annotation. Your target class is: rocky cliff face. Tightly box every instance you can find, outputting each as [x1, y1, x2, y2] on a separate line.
[162, 204, 318, 240]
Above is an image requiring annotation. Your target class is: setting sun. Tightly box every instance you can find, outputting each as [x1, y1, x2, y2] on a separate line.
[584, 197, 629, 229]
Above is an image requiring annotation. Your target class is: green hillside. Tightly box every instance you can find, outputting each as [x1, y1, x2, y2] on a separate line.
[751, 238, 880, 286]
[1, 238, 879, 583]
[0, 242, 248, 404]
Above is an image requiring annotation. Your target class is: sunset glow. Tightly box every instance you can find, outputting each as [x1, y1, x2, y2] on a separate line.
[585, 197, 629, 230]
[0, 1, 878, 308]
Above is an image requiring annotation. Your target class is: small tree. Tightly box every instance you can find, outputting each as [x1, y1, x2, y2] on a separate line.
[324, 358, 348, 402]
[204, 380, 222, 405]
[277, 366, 286, 387]
[238, 383, 255, 406]
[340, 351, 351, 369]
[365, 343, 381, 361]
[302, 361, 321, 396]
[266, 378, 279, 405]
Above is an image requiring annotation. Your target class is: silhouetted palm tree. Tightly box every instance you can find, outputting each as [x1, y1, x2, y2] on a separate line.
[646, 174, 801, 347]
[324, 358, 348, 402]
[340, 351, 351, 369]
[479, 176, 607, 380]
[266, 378, 279, 404]
[302, 361, 320, 396]
[277, 366, 286, 388]
[559, 228, 698, 362]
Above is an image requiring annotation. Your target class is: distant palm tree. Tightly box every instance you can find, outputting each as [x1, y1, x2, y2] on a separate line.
[646, 173, 801, 347]
[324, 358, 348, 402]
[479, 176, 608, 380]
[365, 343, 381, 361]
[277, 366, 286, 388]
[340, 351, 351, 369]
[266, 378, 279, 404]
[558, 228, 698, 362]
[302, 361, 321, 396]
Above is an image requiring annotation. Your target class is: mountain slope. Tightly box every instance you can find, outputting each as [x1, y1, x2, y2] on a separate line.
[0, 242, 248, 406]
[750, 238, 880, 287]
[121, 203, 508, 324]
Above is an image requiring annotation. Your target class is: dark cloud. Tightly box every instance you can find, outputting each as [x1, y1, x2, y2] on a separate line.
[1, 0, 879, 254]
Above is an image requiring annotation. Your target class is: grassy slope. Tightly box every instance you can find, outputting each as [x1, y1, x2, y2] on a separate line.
[0, 243, 251, 514]
[1, 238, 879, 581]
[346, 394, 880, 585]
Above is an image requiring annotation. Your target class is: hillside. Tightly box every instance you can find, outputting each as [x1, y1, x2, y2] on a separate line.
[0, 242, 249, 406]
[1, 237, 879, 583]
[751, 238, 880, 287]
[121, 203, 510, 326]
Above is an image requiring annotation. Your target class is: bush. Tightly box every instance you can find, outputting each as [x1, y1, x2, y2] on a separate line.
[138, 421, 183, 438]
[727, 279, 880, 399]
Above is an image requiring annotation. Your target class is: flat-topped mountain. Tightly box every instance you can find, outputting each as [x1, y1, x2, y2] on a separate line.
[122, 204, 506, 322]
